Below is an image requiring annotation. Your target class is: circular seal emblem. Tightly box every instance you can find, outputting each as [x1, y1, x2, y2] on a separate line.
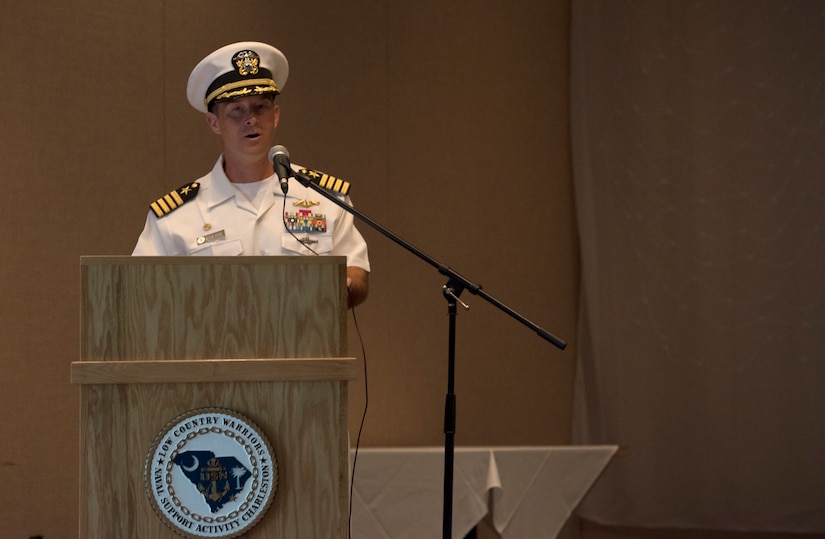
[144, 408, 278, 538]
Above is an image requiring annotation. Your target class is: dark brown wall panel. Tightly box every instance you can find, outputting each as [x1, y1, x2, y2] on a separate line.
[0, 1, 574, 535]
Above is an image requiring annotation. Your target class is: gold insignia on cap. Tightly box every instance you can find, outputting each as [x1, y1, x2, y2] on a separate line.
[205, 49, 277, 106]
[206, 80, 279, 107]
[233, 50, 260, 76]
[149, 182, 200, 218]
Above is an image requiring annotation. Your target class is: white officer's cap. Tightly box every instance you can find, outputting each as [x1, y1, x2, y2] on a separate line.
[186, 41, 289, 113]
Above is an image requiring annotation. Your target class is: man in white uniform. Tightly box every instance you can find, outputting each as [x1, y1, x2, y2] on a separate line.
[133, 41, 370, 307]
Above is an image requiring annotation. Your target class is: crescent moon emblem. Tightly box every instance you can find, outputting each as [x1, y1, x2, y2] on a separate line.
[181, 454, 199, 472]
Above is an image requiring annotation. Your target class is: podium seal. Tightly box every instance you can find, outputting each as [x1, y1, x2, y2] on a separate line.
[144, 408, 278, 538]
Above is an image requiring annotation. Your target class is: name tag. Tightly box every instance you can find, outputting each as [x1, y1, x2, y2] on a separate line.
[196, 230, 226, 245]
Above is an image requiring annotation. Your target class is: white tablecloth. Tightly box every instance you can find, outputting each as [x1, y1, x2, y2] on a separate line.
[350, 446, 617, 539]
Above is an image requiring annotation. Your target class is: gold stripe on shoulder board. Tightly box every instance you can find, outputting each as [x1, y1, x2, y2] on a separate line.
[150, 182, 200, 218]
[299, 168, 351, 196]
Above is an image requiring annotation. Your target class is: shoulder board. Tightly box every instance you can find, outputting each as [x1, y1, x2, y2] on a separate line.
[298, 168, 351, 196]
[149, 182, 200, 218]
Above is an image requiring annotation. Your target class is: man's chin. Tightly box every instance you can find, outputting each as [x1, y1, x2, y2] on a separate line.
[240, 136, 270, 151]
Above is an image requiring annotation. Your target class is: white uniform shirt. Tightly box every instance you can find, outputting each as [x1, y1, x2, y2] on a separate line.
[132, 156, 370, 272]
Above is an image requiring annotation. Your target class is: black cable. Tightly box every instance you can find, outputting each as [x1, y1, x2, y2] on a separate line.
[347, 288, 368, 539]
[282, 191, 369, 538]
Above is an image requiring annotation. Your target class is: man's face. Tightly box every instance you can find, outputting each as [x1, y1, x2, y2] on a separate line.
[206, 94, 280, 160]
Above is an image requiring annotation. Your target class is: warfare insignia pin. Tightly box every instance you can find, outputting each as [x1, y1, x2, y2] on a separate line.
[144, 408, 278, 538]
[293, 199, 321, 208]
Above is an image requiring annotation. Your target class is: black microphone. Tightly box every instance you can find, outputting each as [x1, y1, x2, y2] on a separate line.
[268, 145, 293, 194]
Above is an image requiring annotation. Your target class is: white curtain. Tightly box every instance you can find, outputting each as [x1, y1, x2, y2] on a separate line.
[571, 0, 825, 532]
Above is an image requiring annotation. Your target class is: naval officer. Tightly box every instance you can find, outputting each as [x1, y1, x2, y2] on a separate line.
[132, 41, 370, 307]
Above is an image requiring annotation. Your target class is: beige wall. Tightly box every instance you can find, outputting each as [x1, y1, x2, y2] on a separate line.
[1, 1, 576, 536]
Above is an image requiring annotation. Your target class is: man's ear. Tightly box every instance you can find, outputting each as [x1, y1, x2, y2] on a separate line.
[205, 111, 221, 135]
[272, 104, 280, 129]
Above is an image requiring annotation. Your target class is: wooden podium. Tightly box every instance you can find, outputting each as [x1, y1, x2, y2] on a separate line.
[70, 256, 356, 538]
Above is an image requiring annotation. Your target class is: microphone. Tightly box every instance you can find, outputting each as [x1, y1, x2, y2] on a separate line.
[268, 145, 293, 194]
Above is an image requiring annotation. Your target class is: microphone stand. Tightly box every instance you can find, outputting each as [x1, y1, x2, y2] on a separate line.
[292, 170, 566, 539]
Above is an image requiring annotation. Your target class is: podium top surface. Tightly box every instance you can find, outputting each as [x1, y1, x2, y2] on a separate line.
[81, 255, 347, 267]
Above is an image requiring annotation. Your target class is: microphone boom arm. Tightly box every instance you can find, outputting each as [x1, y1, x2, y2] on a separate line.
[296, 167, 567, 539]
[292, 170, 567, 350]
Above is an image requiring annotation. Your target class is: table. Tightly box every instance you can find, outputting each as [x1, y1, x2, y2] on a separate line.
[350, 446, 617, 538]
